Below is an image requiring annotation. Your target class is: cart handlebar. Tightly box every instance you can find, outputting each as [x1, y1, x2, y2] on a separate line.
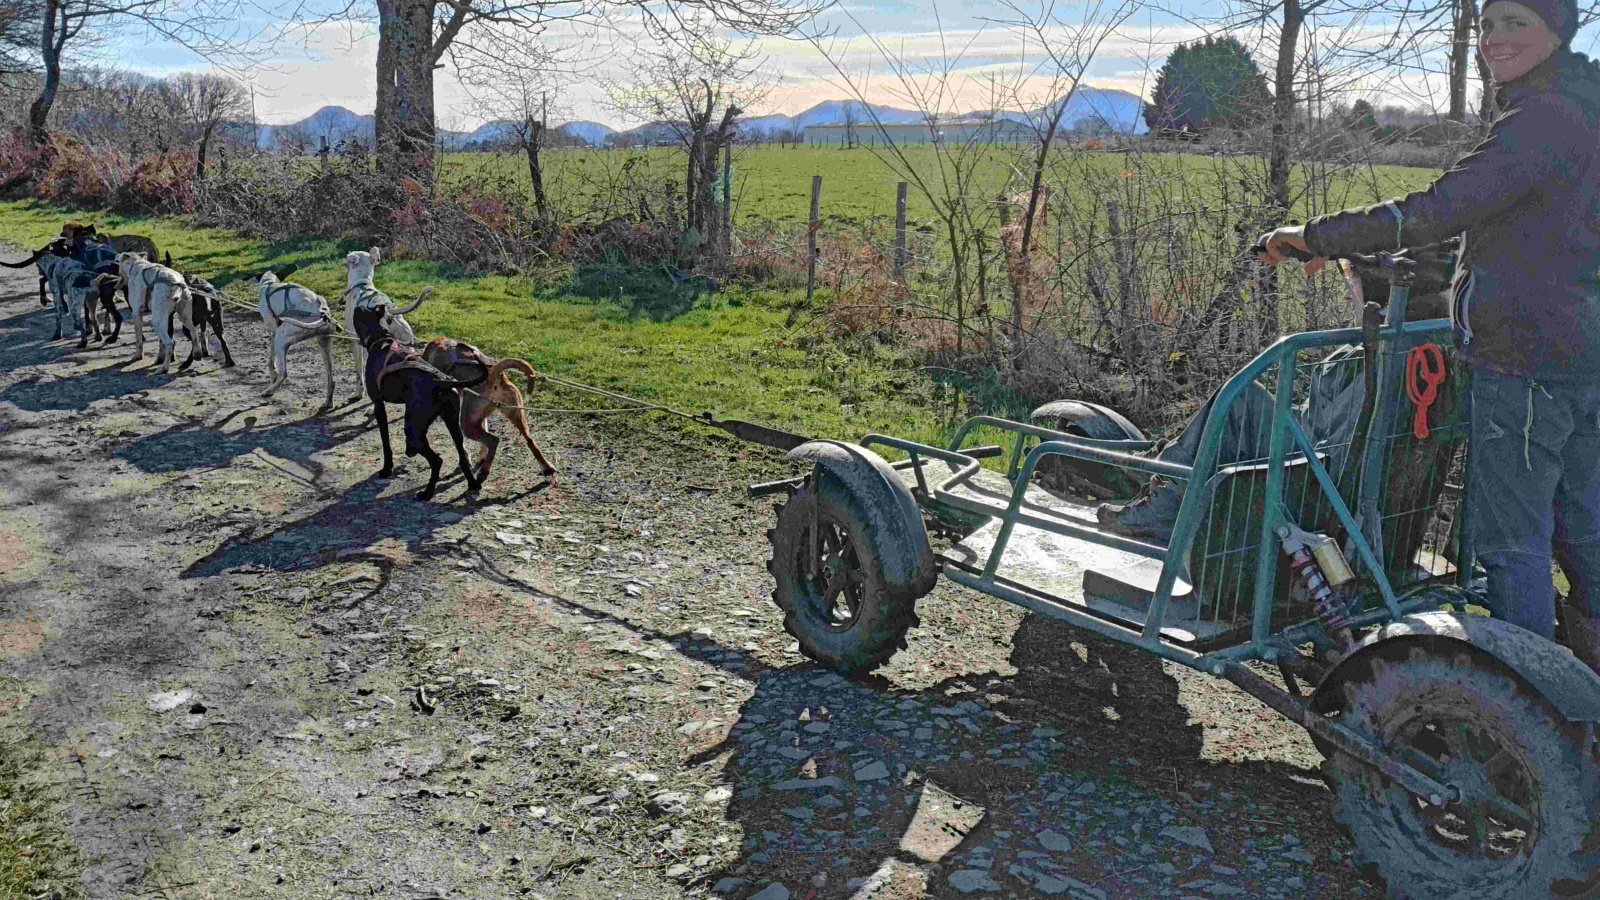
[1251, 242, 1417, 271]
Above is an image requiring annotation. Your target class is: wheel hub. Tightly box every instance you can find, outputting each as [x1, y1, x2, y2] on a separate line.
[1438, 756, 1491, 809]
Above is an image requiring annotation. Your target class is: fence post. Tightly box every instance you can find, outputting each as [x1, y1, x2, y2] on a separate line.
[807, 174, 822, 303]
[893, 181, 908, 284]
[723, 140, 733, 262]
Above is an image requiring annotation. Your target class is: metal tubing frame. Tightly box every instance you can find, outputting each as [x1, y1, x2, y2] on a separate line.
[859, 317, 1455, 672]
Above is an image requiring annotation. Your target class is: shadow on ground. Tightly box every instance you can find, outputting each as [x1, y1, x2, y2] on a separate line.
[685, 613, 1348, 899]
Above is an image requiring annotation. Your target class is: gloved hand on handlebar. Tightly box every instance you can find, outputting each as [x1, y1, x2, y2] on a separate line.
[1254, 226, 1326, 275]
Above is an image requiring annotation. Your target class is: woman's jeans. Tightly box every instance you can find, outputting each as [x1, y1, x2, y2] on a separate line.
[1469, 367, 1600, 639]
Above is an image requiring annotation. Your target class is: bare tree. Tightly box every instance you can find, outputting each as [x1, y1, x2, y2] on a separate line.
[21, 0, 250, 147]
[0, 0, 42, 74]
[990, 0, 1141, 345]
[456, 28, 586, 224]
[276, 0, 826, 183]
[840, 98, 858, 148]
[158, 71, 249, 178]
[606, 28, 772, 266]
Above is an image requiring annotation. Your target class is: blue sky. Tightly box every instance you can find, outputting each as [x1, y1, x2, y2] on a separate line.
[84, 0, 1600, 128]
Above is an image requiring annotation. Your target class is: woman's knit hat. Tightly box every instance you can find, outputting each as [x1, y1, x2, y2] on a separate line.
[1484, 0, 1580, 44]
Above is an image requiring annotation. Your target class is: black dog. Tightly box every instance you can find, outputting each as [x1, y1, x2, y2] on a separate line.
[0, 238, 70, 307]
[349, 305, 486, 501]
[72, 233, 123, 343]
[163, 252, 234, 367]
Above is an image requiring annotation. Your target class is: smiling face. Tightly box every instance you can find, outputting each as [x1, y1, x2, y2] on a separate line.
[1481, 2, 1562, 83]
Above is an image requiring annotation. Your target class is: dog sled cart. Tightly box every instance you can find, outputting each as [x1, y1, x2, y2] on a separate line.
[745, 251, 1600, 898]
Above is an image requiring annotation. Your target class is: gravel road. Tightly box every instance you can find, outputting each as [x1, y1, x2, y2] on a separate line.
[0, 245, 1378, 900]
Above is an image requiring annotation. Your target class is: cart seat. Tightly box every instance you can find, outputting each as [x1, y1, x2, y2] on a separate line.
[896, 459, 1233, 643]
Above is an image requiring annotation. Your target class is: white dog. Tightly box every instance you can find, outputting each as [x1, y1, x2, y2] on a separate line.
[342, 247, 430, 400]
[257, 270, 339, 410]
[106, 252, 195, 373]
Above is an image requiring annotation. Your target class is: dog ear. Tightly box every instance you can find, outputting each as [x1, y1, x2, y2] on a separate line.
[275, 265, 298, 280]
[163, 251, 172, 268]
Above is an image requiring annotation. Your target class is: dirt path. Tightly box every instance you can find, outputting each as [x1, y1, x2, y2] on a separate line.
[0, 248, 1377, 900]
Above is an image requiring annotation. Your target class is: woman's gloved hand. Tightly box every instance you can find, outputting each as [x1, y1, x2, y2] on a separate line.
[1256, 225, 1326, 275]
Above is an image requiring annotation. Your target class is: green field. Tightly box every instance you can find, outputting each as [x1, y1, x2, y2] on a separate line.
[444, 145, 1440, 228]
[0, 147, 1444, 453]
[0, 199, 959, 450]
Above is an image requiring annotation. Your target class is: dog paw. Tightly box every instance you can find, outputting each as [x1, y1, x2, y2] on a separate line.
[416, 490, 436, 502]
[541, 467, 557, 477]
[377, 468, 394, 480]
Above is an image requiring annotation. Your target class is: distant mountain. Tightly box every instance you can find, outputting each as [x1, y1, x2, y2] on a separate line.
[613, 120, 685, 145]
[1015, 87, 1148, 135]
[254, 89, 1146, 151]
[792, 99, 924, 129]
[738, 114, 799, 137]
[257, 105, 475, 149]
[464, 120, 522, 145]
[257, 105, 374, 148]
[557, 121, 616, 146]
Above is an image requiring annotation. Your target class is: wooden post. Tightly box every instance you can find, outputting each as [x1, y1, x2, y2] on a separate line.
[723, 139, 733, 262]
[893, 181, 908, 284]
[806, 174, 822, 302]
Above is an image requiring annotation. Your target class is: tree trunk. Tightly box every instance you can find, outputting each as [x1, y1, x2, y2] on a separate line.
[1448, 0, 1475, 122]
[375, 0, 436, 184]
[375, 0, 397, 161]
[196, 123, 216, 181]
[1269, 0, 1302, 217]
[684, 129, 700, 233]
[523, 117, 547, 223]
[1474, 0, 1496, 122]
[26, 0, 62, 147]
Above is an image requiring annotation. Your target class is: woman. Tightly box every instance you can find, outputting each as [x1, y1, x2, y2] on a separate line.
[1258, 0, 1600, 668]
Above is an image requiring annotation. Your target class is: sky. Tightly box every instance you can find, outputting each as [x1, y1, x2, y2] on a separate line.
[90, 0, 1600, 129]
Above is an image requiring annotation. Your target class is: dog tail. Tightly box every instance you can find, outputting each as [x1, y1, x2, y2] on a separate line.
[0, 247, 46, 269]
[283, 315, 335, 332]
[487, 358, 538, 389]
[436, 363, 491, 392]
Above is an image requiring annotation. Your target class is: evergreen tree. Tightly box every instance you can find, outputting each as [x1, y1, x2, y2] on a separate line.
[1144, 37, 1272, 135]
[1348, 99, 1379, 134]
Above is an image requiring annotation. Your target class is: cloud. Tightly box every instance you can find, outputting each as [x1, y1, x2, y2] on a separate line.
[98, 1, 1598, 130]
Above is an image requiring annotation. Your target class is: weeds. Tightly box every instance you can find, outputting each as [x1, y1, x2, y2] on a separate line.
[0, 678, 85, 900]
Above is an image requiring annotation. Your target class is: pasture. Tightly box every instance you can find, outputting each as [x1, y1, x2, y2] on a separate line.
[0, 199, 954, 450]
[0, 145, 1444, 451]
[444, 144, 1440, 227]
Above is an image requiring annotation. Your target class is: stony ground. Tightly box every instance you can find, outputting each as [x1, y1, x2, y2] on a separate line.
[0, 248, 1378, 900]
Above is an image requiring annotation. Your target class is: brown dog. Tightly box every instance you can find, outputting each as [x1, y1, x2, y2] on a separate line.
[61, 222, 159, 261]
[421, 337, 557, 480]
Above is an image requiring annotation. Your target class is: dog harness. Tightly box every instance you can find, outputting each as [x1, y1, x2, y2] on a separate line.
[436, 339, 494, 371]
[370, 337, 450, 393]
[263, 283, 330, 324]
[345, 280, 388, 311]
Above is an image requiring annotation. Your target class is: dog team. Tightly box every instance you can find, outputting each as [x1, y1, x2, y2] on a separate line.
[3, 222, 558, 501]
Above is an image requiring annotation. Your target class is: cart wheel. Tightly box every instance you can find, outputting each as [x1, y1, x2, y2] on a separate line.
[767, 473, 919, 674]
[1322, 644, 1600, 899]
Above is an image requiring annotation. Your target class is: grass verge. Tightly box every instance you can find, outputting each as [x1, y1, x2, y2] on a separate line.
[0, 199, 976, 452]
[0, 678, 84, 900]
